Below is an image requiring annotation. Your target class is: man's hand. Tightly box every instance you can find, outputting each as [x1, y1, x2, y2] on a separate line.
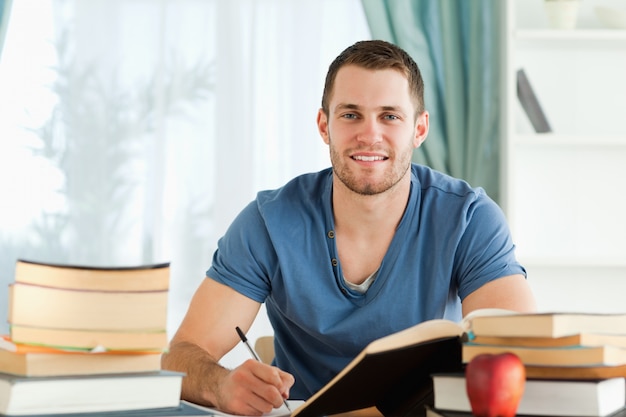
[216, 359, 295, 416]
[161, 279, 294, 415]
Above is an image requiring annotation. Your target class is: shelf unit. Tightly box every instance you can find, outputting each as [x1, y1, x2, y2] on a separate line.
[502, 0, 626, 268]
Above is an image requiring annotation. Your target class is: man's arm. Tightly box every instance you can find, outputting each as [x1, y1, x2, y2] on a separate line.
[461, 274, 536, 317]
[161, 278, 294, 415]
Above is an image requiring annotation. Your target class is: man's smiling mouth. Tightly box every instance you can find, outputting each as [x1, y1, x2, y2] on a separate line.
[352, 155, 387, 162]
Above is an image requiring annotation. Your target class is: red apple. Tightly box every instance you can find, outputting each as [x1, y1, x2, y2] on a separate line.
[465, 352, 526, 417]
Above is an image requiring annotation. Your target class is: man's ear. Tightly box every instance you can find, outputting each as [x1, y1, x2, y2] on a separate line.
[317, 108, 330, 145]
[413, 111, 429, 148]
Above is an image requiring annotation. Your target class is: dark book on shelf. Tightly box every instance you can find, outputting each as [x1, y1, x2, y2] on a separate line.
[517, 68, 552, 133]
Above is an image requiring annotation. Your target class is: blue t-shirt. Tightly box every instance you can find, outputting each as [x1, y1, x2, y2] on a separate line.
[207, 164, 525, 399]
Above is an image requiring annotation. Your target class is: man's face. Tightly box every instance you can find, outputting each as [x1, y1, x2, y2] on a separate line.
[317, 65, 428, 196]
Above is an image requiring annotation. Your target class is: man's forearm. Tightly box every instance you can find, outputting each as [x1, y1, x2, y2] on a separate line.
[161, 340, 229, 407]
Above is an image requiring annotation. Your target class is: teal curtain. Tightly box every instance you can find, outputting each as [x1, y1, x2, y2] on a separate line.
[361, 0, 502, 203]
[0, 0, 12, 60]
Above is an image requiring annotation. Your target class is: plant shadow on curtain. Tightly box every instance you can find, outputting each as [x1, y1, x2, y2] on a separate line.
[361, 0, 502, 203]
[0, 1, 217, 334]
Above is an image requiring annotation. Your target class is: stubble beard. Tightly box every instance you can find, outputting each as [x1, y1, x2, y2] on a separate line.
[329, 137, 414, 196]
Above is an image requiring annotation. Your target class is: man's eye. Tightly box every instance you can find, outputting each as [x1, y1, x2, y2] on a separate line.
[342, 113, 358, 119]
[384, 114, 399, 121]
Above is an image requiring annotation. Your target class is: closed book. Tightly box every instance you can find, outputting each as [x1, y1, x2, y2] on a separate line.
[524, 364, 626, 380]
[471, 333, 626, 349]
[463, 343, 626, 367]
[0, 338, 161, 377]
[18, 400, 304, 417]
[0, 371, 183, 416]
[8, 283, 167, 331]
[426, 406, 626, 417]
[431, 373, 625, 417]
[0, 401, 214, 417]
[14, 259, 170, 292]
[10, 325, 168, 352]
[469, 312, 626, 338]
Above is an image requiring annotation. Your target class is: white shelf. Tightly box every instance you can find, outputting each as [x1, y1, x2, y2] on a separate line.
[515, 29, 626, 41]
[512, 134, 626, 147]
[518, 256, 626, 268]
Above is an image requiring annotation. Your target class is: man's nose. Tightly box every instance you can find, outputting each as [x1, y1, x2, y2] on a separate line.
[356, 117, 383, 146]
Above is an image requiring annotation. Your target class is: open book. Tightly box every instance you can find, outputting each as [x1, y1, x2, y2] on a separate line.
[291, 309, 514, 417]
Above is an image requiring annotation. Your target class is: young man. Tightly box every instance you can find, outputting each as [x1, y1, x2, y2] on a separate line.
[162, 40, 536, 416]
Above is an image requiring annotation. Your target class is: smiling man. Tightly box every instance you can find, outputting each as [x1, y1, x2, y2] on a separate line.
[162, 40, 536, 416]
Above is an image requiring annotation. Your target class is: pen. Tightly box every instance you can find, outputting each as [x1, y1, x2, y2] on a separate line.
[236, 326, 291, 413]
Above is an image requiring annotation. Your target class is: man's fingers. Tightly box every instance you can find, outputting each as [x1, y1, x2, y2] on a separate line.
[248, 361, 293, 405]
[278, 369, 295, 399]
[232, 360, 293, 410]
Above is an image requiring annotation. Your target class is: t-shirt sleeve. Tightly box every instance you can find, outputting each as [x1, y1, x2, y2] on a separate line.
[452, 190, 526, 301]
[206, 200, 276, 303]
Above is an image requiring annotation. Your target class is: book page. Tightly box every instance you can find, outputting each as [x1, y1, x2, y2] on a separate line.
[183, 400, 304, 417]
[366, 320, 464, 354]
[363, 309, 518, 354]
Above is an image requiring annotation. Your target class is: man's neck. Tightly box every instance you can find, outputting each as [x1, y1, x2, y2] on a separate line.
[332, 173, 411, 235]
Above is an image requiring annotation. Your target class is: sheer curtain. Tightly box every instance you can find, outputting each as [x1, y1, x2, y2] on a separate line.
[0, 0, 370, 366]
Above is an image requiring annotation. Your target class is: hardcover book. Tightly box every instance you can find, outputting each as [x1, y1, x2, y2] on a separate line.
[432, 373, 625, 417]
[462, 343, 626, 367]
[0, 371, 184, 415]
[9, 325, 168, 352]
[8, 283, 168, 331]
[0, 337, 162, 377]
[14, 259, 170, 291]
[471, 333, 626, 349]
[425, 405, 626, 417]
[470, 312, 626, 338]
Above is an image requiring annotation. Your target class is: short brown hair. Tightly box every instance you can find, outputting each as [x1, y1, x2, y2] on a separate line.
[321, 40, 425, 117]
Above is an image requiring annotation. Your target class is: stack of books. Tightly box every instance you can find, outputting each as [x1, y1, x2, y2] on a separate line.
[8, 258, 170, 353]
[0, 258, 195, 416]
[465, 312, 626, 378]
[430, 311, 626, 417]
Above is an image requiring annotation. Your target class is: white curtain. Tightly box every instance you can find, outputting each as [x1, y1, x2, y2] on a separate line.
[0, 0, 370, 366]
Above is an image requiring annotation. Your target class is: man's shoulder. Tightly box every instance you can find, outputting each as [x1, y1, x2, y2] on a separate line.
[411, 163, 485, 200]
[257, 167, 332, 206]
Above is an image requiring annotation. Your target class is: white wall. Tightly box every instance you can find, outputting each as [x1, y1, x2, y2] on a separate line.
[527, 266, 626, 314]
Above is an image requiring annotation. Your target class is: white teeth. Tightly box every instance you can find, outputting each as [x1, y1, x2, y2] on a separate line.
[353, 155, 385, 162]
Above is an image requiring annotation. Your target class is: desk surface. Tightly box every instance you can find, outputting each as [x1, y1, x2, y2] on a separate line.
[332, 407, 383, 417]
